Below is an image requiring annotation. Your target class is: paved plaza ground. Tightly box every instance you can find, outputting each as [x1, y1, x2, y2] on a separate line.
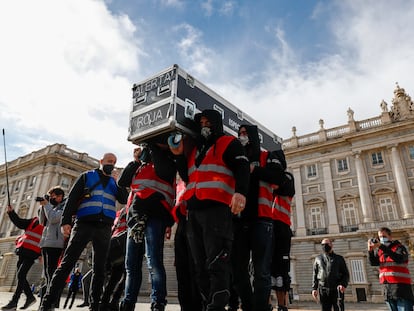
[0, 291, 388, 311]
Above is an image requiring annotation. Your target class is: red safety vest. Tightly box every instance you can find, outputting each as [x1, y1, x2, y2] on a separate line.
[257, 151, 277, 219]
[183, 135, 236, 206]
[15, 217, 44, 255]
[129, 163, 175, 212]
[112, 207, 127, 237]
[378, 243, 412, 284]
[272, 195, 292, 226]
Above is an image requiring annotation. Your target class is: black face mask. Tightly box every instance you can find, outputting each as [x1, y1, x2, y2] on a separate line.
[102, 164, 114, 175]
[322, 244, 332, 253]
[50, 198, 58, 206]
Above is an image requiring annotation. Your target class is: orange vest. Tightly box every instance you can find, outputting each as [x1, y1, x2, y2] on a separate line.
[378, 243, 412, 284]
[183, 135, 236, 206]
[16, 217, 44, 255]
[257, 151, 277, 219]
[129, 163, 175, 212]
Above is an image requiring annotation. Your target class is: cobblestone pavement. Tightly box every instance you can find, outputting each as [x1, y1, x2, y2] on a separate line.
[0, 291, 388, 311]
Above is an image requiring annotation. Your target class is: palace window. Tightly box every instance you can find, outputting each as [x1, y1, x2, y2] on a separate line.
[409, 146, 414, 160]
[337, 158, 349, 172]
[310, 206, 324, 229]
[14, 180, 21, 192]
[350, 259, 367, 283]
[60, 176, 71, 189]
[379, 197, 397, 221]
[27, 176, 37, 189]
[343, 202, 358, 226]
[307, 164, 317, 178]
[371, 152, 384, 165]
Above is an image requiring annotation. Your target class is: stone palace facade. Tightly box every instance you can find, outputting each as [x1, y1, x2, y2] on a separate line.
[0, 84, 413, 302]
[283, 84, 414, 302]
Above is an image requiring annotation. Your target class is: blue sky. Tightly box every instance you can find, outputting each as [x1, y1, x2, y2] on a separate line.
[1, 0, 414, 167]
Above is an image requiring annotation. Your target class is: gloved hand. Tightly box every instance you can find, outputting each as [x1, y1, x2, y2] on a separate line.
[129, 214, 148, 244]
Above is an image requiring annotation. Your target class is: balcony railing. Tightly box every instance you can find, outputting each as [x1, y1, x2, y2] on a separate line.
[307, 228, 328, 236]
[283, 115, 384, 150]
[341, 225, 359, 233]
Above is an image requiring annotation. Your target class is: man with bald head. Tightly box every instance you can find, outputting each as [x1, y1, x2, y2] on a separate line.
[311, 238, 349, 311]
[40, 153, 128, 311]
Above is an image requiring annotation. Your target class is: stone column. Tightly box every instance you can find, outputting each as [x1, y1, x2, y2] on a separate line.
[389, 146, 414, 218]
[354, 152, 374, 222]
[293, 167, 306, 236]
[322, 161, 340, 233]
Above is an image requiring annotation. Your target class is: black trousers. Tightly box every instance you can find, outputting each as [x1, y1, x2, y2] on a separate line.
[101, 263, 125, 305]
[319, 287, 344, 311]
[271, 221, 292, 291]
[11, 256, 35, 303]
[42, 222, 112, 310]
[41, 247, 63, 304]
[174, 218, 203, 311]
[63, 288, 79, 309]
[186, 206, 233, 311]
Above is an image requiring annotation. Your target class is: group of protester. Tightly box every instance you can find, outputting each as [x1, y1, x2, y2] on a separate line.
[1, 108, 412, 311]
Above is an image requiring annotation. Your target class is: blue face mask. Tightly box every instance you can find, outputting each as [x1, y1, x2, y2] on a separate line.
[380, 237, 390, 245]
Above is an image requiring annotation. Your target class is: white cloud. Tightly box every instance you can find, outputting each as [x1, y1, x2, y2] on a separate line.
[159, 0, 185, 9]
[0, 0, 139, 166]
[219, 1, 236, 16]
[212, 1, 414, 139]
[2, 0, 414, 165]
[201, 0, 214, 17]
[173, 23, 216, 77]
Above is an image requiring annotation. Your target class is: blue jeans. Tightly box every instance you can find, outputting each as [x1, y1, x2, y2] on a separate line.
[123, 217, 167, 305]
[386, 298, 414, 311]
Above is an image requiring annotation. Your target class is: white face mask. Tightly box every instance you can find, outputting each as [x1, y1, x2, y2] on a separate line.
[201, 127, 211, 139]
[238, 135, 249, 146]
[380, 237, 390, 245]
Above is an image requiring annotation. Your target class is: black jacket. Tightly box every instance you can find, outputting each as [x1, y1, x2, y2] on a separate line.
[312, 252, 350, 290]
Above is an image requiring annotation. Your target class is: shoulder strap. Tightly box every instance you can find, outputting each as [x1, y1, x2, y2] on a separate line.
[84, 172, 102, 193]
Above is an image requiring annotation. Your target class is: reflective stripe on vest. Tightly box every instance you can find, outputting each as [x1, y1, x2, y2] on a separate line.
[77, 170, 118, 219]
[257, 151, 276, 219]
[130, 163, 175, 211]
[272, 195, 292, 226]
[16, 217, 44, 254]
[183, 136, 236, 205]
[378, 244, 412, 284]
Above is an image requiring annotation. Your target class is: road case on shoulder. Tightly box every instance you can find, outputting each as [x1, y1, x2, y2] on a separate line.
[128, 64, 282, 151]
